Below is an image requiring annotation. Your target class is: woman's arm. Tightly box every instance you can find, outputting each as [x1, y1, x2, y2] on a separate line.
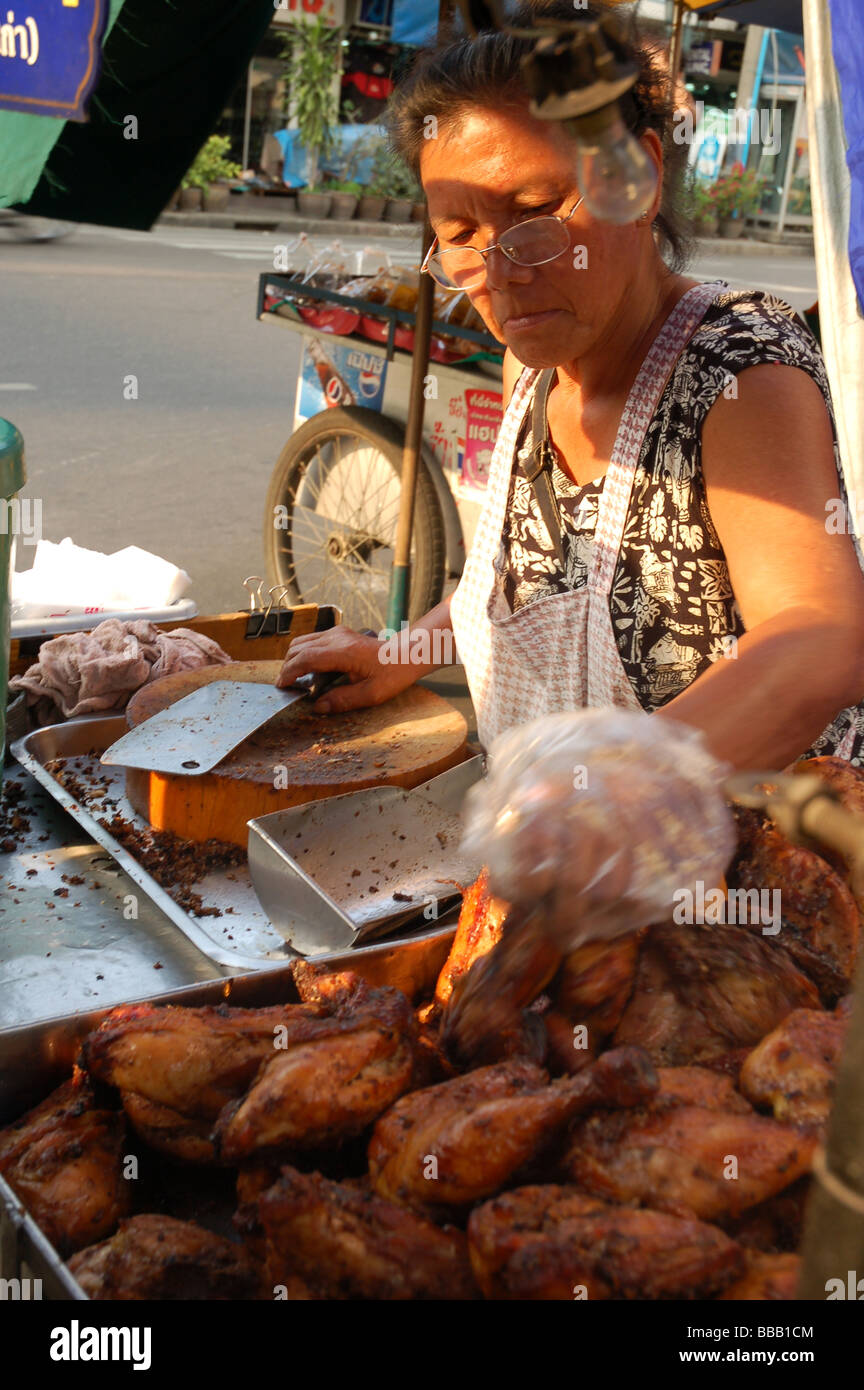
[657, 363, 864, 770]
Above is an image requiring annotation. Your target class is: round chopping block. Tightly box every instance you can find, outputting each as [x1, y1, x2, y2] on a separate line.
[125, 661, 469, 847]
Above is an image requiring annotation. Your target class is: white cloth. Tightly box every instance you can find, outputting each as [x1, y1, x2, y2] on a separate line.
[12, 538, 192, 618]
[450, 282, 724, 749]
[804, 0, 864, 551]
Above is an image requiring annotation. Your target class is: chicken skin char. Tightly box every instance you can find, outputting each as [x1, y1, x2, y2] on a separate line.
[467, 1185, 745, 1300]
[561, 1101, 816, 1221]
[214, 980, 417, 1161]
[738, 1000, 849, 1129]
[613, 923, 820, 1067]
[82, 967, 416, 1164]
[247, 1164, 479, 1300]
[67, 1214, 257, 1300]
[0, 1076, 131, 1256]
[368, 1047, 658, 1214]
[729, 807, 858, 1001]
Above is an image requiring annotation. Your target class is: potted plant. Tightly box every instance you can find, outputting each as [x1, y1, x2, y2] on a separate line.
[354, 139, 391, 221]
[383, 153, 423, 224]
[282, 16, 343, 217]
[180, 134, 242, 212]
[690, 180, 719, 237]
[712, 164, 763, 239]
[324, 179, 363, 220]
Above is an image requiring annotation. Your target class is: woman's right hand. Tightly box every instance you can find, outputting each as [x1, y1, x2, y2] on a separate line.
[276, 625, 414, 714]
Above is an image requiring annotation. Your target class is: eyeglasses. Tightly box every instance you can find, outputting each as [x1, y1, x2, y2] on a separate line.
[421, 197, 584, 291]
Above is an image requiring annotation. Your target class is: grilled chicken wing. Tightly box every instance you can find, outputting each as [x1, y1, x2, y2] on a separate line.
[717, 1252, 801, 1300]
[544, 935, 640, 1074]
[729, 808, 858, 1001]
[214, 979, 417, 1161]
[241, 1164, 478, 1300]
[467, 1185, 745, 1300]
[738, 1000, 850, 1129]
[67, 1214, 256, 1300]
[368, 1047, 657, 1215]
[561, 1100, 816, 1221]
[0, 1075, 130, 1256]
[613, 923, 820, 1067]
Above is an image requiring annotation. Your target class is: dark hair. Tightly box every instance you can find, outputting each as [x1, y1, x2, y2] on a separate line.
[388, 0, 694, 271]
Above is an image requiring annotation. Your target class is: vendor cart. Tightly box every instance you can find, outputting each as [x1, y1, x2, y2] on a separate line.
[256, 271, 505, 631]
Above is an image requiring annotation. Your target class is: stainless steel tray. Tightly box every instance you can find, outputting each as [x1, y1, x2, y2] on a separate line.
[0, 926, 455, 1300]
[248, 755, 482, 955]
[12, 718, 305, 972]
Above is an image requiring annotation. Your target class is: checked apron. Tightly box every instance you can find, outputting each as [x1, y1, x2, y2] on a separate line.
[450, 281, 726, 750]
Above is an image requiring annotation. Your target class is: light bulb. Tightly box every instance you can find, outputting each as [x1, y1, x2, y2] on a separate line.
[570, 111, 658, 224]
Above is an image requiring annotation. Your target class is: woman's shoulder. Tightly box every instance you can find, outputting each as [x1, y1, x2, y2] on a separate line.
[688, 286, 823, 371]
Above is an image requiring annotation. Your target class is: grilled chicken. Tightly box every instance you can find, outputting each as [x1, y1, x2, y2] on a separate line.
[81, 997, 332, 1162]
[655, 1065, 753, 1114]
[724, 1178, 810, 1254]
[67, 1214, 257, 1300]
[467, 1185, 745, 1300]
[241, 1164, 478, 1300]
[433, 870, 510, 1008]
[0, 1075, 131, 1256]
[613, 923, 820, 1067]
[82, 968, 412, 1164]
[214, 979, 417, 1161]
[561, 1099, 816, 1222]
[717, 1252, 801, 1300]
[729, 808, 859, 1001]
[368, 1047, 657, 1215]
[738, 998, 850, 1129]
[544, 934, 640, 1074]
[792, 756, 864, 890]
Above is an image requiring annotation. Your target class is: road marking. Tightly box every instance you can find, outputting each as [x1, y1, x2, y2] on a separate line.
[0, 382, 36, 390]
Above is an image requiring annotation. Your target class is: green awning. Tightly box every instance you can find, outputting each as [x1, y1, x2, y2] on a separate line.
[1, 0, 276, 230]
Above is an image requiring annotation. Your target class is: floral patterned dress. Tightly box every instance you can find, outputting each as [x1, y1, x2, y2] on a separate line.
[494, 287, 864, 762]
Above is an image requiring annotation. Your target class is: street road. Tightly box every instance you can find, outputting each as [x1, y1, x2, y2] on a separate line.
[3, 221, 818, 616]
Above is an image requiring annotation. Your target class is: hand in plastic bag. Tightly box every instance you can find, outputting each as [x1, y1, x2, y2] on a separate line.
[461, 709, 737, 952]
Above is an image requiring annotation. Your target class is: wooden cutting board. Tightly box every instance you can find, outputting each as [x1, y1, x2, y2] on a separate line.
[124, 661, 469, 847]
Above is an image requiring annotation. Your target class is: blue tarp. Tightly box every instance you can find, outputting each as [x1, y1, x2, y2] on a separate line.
[829, 0, 864, 309]
[273, 123, 386, 187]
[391, 0, 437, 48]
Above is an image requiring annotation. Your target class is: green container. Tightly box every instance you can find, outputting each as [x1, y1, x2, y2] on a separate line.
[0, 419, 26, 795]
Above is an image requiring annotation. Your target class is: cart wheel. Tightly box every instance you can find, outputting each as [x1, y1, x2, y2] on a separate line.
[263, 407, 446, 631]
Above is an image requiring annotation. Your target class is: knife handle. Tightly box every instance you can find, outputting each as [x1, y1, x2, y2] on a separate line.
[291, 629, 379, 700]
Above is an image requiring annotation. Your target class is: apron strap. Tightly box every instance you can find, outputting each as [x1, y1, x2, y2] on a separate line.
[517, 366, 567, 570]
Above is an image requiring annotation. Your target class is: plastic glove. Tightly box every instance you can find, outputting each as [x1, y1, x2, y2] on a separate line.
[461, 708, 736, 951]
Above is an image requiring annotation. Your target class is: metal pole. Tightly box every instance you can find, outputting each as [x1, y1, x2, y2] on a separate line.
[385, 213, 435, 631]
[241, 60, 254, 173]
[385, 0, 453, 631]
[667, 0, 685, 95]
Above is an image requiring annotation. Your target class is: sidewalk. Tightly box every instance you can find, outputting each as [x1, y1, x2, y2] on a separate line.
[157, 207, 814, 257]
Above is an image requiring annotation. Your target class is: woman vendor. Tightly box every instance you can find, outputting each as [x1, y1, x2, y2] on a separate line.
[277, 0, 864, 774]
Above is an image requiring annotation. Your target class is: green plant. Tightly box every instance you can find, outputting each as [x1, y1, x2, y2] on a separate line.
[281, 17, 344, 187]
[711, 163, 764, 221]
[363, 141, 422, 201]
[323, 179, 363, 196]
[182, 134, 242, 192]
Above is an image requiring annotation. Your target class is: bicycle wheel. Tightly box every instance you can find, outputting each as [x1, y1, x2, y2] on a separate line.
[263, 407, 445, 632]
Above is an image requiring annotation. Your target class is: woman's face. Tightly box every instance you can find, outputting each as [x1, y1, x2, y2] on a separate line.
[420, 103, 662, 367]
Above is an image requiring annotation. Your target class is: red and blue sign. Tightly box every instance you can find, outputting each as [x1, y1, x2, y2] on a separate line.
[0, 0, 109, 122]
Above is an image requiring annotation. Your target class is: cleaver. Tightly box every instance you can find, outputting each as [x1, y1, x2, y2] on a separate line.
[101, 668, 352, 777]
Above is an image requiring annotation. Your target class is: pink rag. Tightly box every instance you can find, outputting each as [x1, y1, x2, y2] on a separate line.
[10, 619, 232, 724]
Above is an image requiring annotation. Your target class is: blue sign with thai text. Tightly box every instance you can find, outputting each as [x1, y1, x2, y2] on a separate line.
[0, 1, 109, 122]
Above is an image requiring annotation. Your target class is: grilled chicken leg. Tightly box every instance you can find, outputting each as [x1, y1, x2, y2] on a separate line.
[368, 1046, 657, 1214]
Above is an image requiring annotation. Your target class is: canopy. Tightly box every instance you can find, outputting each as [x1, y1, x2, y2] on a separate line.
[1, 0, 277, 230]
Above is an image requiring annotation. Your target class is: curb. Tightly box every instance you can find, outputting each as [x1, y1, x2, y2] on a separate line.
[158, 210, 421, 239]
[696, 234, 814, 258]
[158, 212, 814, 256]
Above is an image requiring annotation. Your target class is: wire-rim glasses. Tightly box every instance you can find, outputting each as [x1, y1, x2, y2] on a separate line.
[421, 197, 585, 291]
